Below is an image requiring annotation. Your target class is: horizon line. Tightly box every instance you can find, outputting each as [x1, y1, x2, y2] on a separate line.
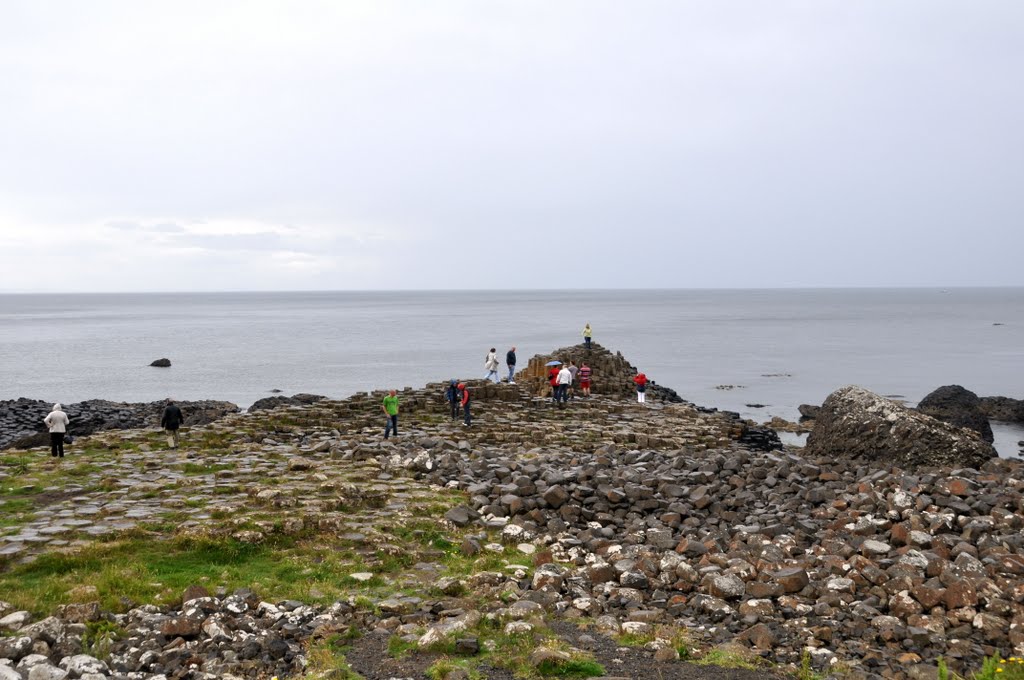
[2, 284, 1024, 296]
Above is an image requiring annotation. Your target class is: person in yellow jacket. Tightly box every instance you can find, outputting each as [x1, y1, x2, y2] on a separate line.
[582, 323, 593, 349]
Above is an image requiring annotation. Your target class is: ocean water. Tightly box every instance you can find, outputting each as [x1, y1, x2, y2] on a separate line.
[1, 288, 1022, 455]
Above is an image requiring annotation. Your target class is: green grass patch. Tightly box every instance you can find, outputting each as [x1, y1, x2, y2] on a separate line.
[696, 645, 762, 670]
[83, 620, 124, 660]
[0, 533, 367, 615]
[181, 462, 235, 475]
[305, 627, 365, 680]
[973, 654, 1024, 680]
[387, 634, 419, 659]
[536, 657, 605, 678]
[427, 657, 482, 680]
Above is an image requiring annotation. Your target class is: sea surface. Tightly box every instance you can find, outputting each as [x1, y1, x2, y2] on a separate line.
[1, 288, 1022, 456]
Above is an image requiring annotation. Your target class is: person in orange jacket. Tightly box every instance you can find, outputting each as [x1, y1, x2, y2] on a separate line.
[633, 372, 648, 404]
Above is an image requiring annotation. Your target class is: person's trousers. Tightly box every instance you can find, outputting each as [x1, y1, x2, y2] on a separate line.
[384, 414, 398, 438]
[507, 365, 515, 382]
[463, 403, 471, 425]
[450, 401, 460, 419]
[166, 428, 180, 448]
[50, 432, 64, 458]
[584, 337, 591, 349]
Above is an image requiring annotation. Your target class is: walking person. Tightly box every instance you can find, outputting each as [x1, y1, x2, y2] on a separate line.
[567, 360, 579, 400]
[505, 346, 517, 384]
[382, 389, 399, 439]
[43, 403, 70, 459]
[161, 400, 184, 449]
[548, 364, 561, 402]
[484, 348, 500, 383]
[579, 362, 592, 397]
[634, 372, 649, 404]
[445, 379, 461, 420]
[557, 363, 572, 406]
[582, 323, 592, 349]
[459, 383, 472, 426]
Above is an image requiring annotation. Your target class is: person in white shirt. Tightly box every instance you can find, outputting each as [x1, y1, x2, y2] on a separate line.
[556, 365, 572, 405]
[484, 348, 500, 383]
[43, 403, 70, 459]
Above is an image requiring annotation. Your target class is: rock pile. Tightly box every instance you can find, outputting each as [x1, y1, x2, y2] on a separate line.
[518, 343, 685, 404]
[0, 589, 326, 680]
[0, 399, 239, 451]
[806, 386, 996, 469]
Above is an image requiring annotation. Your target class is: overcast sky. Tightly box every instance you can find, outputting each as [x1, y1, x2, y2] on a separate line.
[1, 1, 1022, 292]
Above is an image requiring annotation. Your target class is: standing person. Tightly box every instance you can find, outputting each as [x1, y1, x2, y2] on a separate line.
[582, 323, 592, 349]
[548, 364, 561, 402]
[505, 346, 517, 384]
[557, 364, 572, 406]
[445, 379, 461, 420]
[484, 348, 500, 383]
[459, 383, 472, 426]
[382, 389, 399, 439]
[579, 362, 592, 397]
[633, 372, 648, 404]
[567, 360, 579, 400]
[161, 400, 184, 449]
[43, 403, 70, 459]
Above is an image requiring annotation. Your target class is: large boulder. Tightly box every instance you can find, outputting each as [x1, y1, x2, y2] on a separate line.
[980, 396, 1024, 423]
[917, 385, 993, 443]
[805, 385, 996, 469]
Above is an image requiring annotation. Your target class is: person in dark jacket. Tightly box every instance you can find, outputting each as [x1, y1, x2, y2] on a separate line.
[161, 400, 184, 449]
[445, 379, 461, 420]
[505, 346, 517, 384]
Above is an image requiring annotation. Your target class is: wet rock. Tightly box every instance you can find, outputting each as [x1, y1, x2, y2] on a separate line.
[149, 358, 171, 367]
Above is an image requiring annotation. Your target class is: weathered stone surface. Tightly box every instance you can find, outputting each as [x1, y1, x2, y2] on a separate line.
[979, 395, 1024, 423]
[805, 385, 996, 468]
[917, 385, 994, 443]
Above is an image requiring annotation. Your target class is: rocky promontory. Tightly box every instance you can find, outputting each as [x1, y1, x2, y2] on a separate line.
[0, 346, 1022, 680]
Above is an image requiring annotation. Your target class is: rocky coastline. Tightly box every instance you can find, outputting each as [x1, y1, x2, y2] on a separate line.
[1, 345, 1023, 680]
[0, 399, 240, 451]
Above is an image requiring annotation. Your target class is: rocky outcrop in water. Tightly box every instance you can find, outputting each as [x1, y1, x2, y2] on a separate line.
[805, 385, 996, 469]
[248, 393, 326, 412]
[980, 396, 1024, 423]
[917, 385, 994, 443]
[0, 399, 239, 450]
[149, 358, 172, 367]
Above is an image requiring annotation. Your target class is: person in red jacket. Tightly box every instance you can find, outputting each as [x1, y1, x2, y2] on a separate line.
[633, 372, 648, 404]
[459, 383, 472, 427]
[548, 365, 561, 403]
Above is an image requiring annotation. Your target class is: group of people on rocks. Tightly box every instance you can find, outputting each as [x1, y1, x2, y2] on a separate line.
[379, 323, 648, 438]
[547, 360, 593, 405]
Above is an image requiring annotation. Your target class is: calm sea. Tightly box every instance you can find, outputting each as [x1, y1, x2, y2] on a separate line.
[1, 289, 1022, 455]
